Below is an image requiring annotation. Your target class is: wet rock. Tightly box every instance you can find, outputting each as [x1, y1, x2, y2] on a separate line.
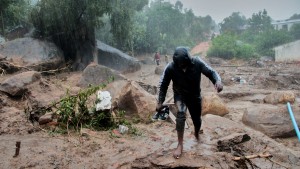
[77, 63, 125, 88]
[114, 81, 156, 122]
[242, 104, 299, 138]
[103, 80, 128, 101]
[38, 113, 53, 125]
[96, 40, 141, 73]
[0, 71, 41, 96]
[263, 91, 295, 104]
[202, 94, 229, 116]
[0, 37, 65, 71]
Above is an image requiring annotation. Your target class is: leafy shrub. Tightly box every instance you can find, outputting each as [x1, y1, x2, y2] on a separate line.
[54, 84, 112, 131]
[25, 76, 141, 135]
[207, 33, 255, 59]
[236, 43, 256, 59]
[254, 29, 292, 57]
[207, 33, 237, 59]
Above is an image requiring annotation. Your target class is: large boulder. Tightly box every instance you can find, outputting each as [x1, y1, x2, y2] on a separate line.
[114, 81, 156, 122]
[0, 71, 41, 96]
[0, 37, 65, 70]
[96, 41, 141, 73]
[154, 66, 164, 75]
[242, 104, 300, 138]
[202, 94, 229, 116]
[263, 91, 295, 104]
[102, 80, 128, 100]
[77, 63, 125, 88]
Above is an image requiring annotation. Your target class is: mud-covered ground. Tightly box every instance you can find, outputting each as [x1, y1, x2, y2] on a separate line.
[0, 56, 300, 169]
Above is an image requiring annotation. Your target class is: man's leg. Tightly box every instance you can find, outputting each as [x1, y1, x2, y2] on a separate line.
[174, 100, 187, 159]
[186, 98, 202, 140]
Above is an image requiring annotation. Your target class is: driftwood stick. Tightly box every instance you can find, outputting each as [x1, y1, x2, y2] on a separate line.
[233, 152, 272, 161]
[164, 96, 174, 104]
[40, 66, 70, 75]
[13, 141, 21, 158]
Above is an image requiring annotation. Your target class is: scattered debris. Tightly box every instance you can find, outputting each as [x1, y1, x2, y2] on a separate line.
[118, 125, 129, 134]
[96, 91, 112, 111]
[217, 133, 251, 152]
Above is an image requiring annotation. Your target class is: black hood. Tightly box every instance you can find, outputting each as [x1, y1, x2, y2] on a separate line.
[173, 47, 192, 68]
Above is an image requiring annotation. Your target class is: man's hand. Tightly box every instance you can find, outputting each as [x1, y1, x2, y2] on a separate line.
[214, 81, 223, 93]
[156, 103, 163, 112]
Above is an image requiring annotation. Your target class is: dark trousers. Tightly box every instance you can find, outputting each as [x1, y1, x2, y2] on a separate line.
[174, 96, 202, 132]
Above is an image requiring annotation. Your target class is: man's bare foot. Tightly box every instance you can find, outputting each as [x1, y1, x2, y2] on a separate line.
[194, 129, 203, 141]
[173, 144, 183, 159]
[194, 132, 199, 141]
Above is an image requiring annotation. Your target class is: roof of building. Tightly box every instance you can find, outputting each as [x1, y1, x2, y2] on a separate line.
[271, 19, 300, 25]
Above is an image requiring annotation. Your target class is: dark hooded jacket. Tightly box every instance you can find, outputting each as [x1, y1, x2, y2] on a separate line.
[158, 47, 221, 103]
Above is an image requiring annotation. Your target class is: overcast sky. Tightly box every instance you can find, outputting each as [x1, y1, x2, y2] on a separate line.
[167, 0, 300, 23]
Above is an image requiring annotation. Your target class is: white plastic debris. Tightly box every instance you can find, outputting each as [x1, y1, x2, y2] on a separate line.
[96, 91, 112, 111]
[118, 125, 129, 134]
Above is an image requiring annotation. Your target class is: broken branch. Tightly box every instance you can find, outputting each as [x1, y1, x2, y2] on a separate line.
[233, 152, 272, 161]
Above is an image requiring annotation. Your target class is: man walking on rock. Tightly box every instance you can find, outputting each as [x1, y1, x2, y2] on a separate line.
[156, 47, 223, 159]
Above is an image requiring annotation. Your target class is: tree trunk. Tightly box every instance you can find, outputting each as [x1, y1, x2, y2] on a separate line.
[1, 11, 5, 36]
[53, 24, 96, 71]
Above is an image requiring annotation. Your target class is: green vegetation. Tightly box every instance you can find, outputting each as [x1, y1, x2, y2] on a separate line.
[1, 1, 299, 62]
[96, 0, 215, 55]
[289, 23, 300, 40]
[0, 0, 32, 36]
[25, 77, 140, 135]
[28, 0, 148, 64]
[208, 9, 296, 59]
[207, 33, 255, 59]
[54, 85, 110, 131]
[220, 12, 247, 35]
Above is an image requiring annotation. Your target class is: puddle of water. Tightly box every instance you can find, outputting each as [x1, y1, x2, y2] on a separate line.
[168, 138, 198, 151]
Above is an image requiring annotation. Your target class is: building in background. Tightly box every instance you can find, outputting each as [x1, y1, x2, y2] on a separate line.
[272, 19, 300, 31]
[274, 40, 300, 62]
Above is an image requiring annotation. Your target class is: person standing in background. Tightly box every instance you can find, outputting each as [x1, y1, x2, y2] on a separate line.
[154, 51, 161, 65]
[165, 55, 169, 64]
